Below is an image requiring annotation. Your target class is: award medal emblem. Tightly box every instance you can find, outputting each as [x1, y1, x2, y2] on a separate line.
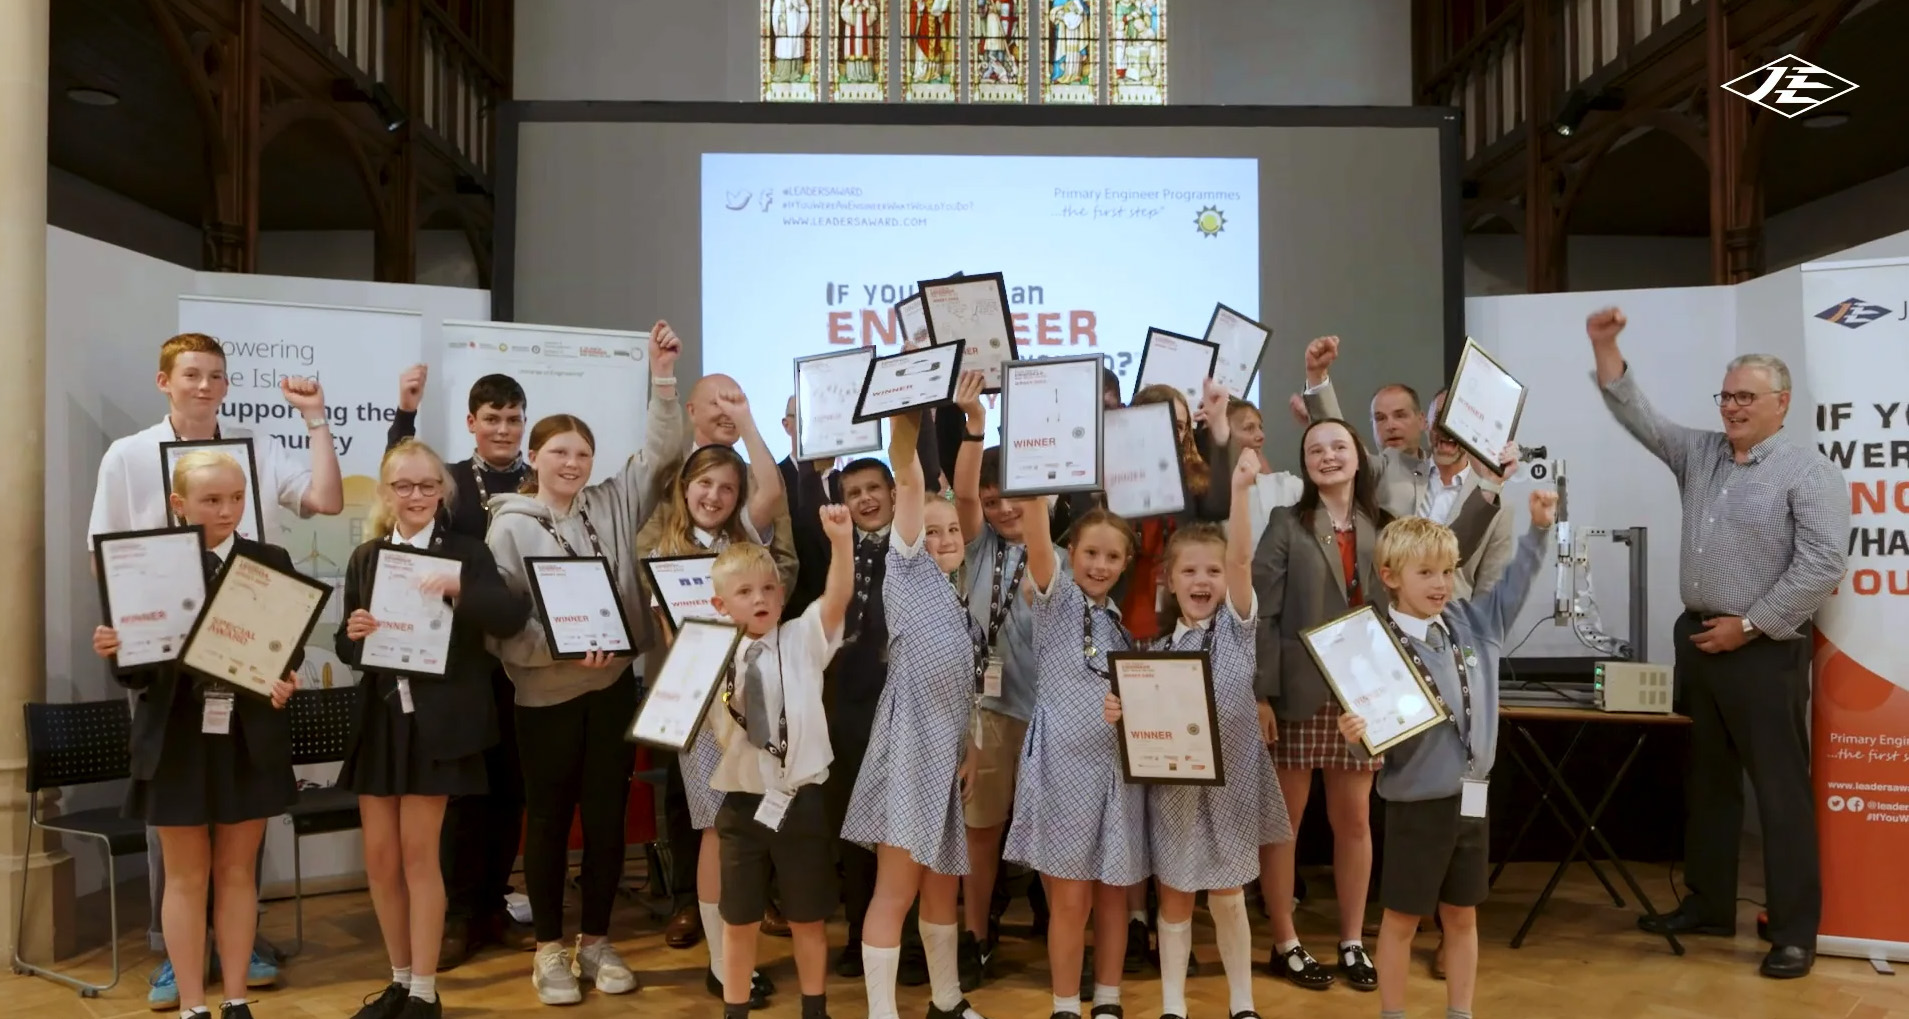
[268, 640, 283, 653]
[1187, 723, 1200, 736]
[429, 618, 444, 631]
[182, 598, 196, 611]
[1071, 426, 1085, 439]
[600, 608, 612, 617]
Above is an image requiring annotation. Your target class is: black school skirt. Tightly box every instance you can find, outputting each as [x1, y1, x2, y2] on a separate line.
[339, 674, 487, 799]
[124, 681, 296, 827]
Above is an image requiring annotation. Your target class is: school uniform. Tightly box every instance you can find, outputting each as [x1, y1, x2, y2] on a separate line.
[1146, 597, 1293, 892]
[841, 530, 982, 875]
[120, 536, 302, 827]
[959, 523, 1036, 832]
[820, 525, 894, 938]
[333, 520, 531, 798]
[1366, 526, 1548, 917]
[1004, 572, 1148, 886]
[707, 600, 844, 925]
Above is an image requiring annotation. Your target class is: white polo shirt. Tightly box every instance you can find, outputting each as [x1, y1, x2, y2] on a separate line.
[87, 418, 315, 549]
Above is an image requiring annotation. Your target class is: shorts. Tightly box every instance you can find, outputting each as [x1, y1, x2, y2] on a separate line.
[1273, 701, 1384, 772]
[715, 786, 838, 926]
[962, 710, 1029, 830]
[1380, 794, 1489, 917]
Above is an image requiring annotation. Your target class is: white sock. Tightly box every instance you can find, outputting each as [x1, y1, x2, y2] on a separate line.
[180, 1009, 210, 1019]
[1209, 893, 1256, 1015]
[221, 1001, 247, 1009]
[700, 901, 726, 978]
[1093, 983, 1121, 1007]
[1340, 937, 1364, 950]
[919, 920, 963, 1012]
[1157, 918, 1193, 1016]
[862, 943, 902, 1019]
[392, 965, 413, 987]
[1128, 909, 1147, 925]
[1053, 995, 1082, 1015]
[1275, 937, 1300, 954]
[410, 973, 438, 1003]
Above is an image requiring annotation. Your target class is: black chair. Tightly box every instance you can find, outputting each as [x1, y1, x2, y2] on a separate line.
[280, 685, 360, 958]
[11, 700, 145, 997]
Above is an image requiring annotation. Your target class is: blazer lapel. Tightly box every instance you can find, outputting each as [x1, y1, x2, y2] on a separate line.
[1448, 483, 1500, 566]
[1311, 510, 1350, 603]
[1352, 512, 1379, 602]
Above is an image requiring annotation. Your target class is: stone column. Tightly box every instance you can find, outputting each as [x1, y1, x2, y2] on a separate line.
[0, 0, 58, 964]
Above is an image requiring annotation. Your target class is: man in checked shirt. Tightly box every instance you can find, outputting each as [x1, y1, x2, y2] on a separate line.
[1588, 306, 1848, 980]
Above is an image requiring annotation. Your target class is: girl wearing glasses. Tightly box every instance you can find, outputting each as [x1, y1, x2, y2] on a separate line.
[335, 438, 530, 1019]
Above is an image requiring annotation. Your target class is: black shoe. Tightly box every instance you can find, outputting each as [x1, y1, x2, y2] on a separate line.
[1230, 1013, 1261, 1019]
[1122, 918, 1151, 974]
[1051, 1013, 1081, 1019]
[958, 930, 985, 992]
[899, 940, 929, 987]
[1271, 944, 1334, 990]
[704, 969, 772, 1009]
[397, 997, 443, 1019]
[1337, 943, 1377, 991]
[351, 982, 410, 1019]
[835, 940, 864, 979]
[1089, 1006, 1123, 1018]
[1760, 944, 1814, 979]
[220, 1005, 254, 1019]
[1638, 905, 1734, 937]
[928, 998, 984, 1019]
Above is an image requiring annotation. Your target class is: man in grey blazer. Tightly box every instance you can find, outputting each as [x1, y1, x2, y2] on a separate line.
[1298, 336, 1516, 599]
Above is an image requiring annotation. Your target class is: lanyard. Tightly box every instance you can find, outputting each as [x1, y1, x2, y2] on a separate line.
[960, 542, 1028, 694]
[721, 638, 788, 760]
[1081, 598, 1132, 680]
[168, 418, 221, 442]
[536, 509, 606, 559]
[1386, 617, 1475, 771]
[1152, 620, 1216, 655]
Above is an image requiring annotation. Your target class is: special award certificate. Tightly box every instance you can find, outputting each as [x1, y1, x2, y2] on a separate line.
[919, 272, 1018, 392]
[94, 526, 208, 672]
[1300, 605, 1448, 756]
[359, 547, 461, 677]
[627, 618, 742, 753]
[853, 344, 963, 422]
[1135, 329, 1219, 410]
[1438, 338, 1528, 468]
[1201, 303, 1270, 398]
[642, 554, 720, 632]
[159, 438, 267, 543]
[794, 349, 883, 462]
[1102, 402, 1186, 519]
[179, 553, 331, 697]
[525, 557, 635, 659]
[998, 355, 1104, 497]
[1109, 652, 1226, 786]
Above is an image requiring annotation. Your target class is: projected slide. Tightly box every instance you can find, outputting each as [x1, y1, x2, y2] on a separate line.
[701, 152, 1260, 461]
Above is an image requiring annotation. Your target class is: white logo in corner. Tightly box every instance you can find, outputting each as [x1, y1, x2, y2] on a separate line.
[1722, 55, 1857, 118]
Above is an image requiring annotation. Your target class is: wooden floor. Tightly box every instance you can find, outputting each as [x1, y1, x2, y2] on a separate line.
[11, 861, 1906, 1019]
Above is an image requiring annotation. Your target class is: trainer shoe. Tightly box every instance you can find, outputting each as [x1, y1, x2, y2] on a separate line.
[531, 942, 582, 1005]
[576, 939, 639, 994]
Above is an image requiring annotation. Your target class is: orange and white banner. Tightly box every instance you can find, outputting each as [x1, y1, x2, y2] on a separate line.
[1800, 259, 1909, 962]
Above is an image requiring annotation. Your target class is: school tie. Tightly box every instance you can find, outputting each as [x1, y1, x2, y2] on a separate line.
[739, 642, 772, 750]
[1425, 623, 1448, 652]
[842, 533, 881, 642]
[202, 551, 223, 580]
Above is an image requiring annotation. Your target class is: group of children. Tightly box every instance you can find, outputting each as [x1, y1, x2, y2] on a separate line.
[84, 327, 1559, 1019]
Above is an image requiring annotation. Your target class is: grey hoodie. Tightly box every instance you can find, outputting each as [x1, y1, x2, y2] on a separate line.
[485, 392, 685, 706]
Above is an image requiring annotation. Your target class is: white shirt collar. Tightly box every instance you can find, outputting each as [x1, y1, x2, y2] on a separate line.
[393, 520, 436, 549]
[1389, 607, 1438, 642]
[1432, 463, 1471, 491]
[208, 533, 237, 563]
[1171, 613, 1215, 642]
[857, 525, 891, 543]
[693, 526, 720, 549]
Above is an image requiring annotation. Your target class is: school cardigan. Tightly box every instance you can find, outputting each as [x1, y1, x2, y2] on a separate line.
[333, 526, 532, 764]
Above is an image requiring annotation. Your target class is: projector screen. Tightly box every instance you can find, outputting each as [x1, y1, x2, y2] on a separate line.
[502, 106, 1459, 464]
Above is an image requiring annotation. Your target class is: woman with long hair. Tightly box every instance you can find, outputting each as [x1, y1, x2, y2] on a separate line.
[1251, 416, 1392, 994]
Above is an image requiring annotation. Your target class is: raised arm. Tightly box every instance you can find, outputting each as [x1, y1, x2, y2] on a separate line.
[722, 387, 787, 533]
[1225, 448, 1259, 617]
[388, 364, 426, 452]
[280, 378, 345, 515]
[1463, 489, 1557, 643]
[1020, 493, 1058, 593]
[1192, 379, 1235, 521]
[1300, 335, 1348, 426]
[814, 505, 857, 636]
[951, 371, 988, 539]
[1743, 459, 1850, 640]
[890, 409, 927, 545]
[1587, 307, 1706, 479]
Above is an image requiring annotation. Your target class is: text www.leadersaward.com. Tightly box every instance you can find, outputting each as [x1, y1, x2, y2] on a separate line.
[1826, 782, 1909, 822]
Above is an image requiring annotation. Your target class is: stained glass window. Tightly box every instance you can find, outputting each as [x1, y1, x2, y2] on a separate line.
[831, 0, 891, 101]
[903, 0, 960, 102]
[1108, 0, 1165, 105]
[968, 0, 1028, 103]
[762, 0, 821, 102]
[1041, 0, 1098, 104]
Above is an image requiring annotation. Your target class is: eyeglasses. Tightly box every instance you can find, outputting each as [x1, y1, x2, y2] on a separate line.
[1713, 391, 1777, 407]
[391, 481, 442, 497]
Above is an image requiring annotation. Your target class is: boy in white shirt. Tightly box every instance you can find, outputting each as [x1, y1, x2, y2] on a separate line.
[706, 504, 856, 1019]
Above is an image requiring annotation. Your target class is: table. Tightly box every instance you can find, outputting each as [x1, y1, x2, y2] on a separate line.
[1490, 704, 1693, 954]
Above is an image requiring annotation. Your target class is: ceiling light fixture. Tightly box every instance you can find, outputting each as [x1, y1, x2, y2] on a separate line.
[1802, 112, 1850, 129]
[65, 86, 119, 107]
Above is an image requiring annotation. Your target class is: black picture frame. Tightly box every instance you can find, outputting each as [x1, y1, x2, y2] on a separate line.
[793, 348, 884, 462]
[997, 354, 1106, 498]
[1435, 338, 1529, 469]
[852, 343, 965, 423]
[1101, 402, 1187, 520]
[1299, 604, 1450, 757]
[178, 552, 333, 699]
[358, 545, 464, 680]
[1133, 328, 1219, 408]
[627, 618, 744, 755]
[93, 525, 207, 676]
[1108, 651, 1226, 786]
[523, 555, 638, 660]
[640, 553, 721, 634]
[1201, 302, 1271, 396]
[917, 272, 1018, 393]
[159, 438, 269, 544]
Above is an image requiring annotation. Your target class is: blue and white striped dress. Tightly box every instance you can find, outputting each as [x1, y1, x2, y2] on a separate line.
[1147, 596, 1294, 891]
[1004, 573, 1148, 886]
[840, 531, 982, 875]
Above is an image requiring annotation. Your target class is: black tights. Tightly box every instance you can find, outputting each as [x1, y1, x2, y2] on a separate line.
[515, 671, 638, 943]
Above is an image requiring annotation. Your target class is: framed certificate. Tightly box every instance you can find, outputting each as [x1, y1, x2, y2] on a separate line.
[853, 344, 964, 423]
[1201, 303, 1270, 398]
[627, 618, 743, 753]
[1437, 338, 1528, 468]
[1134, 329, 1219, 410]
[159, 438, 267, 543]
[794, 349, 883, 462]
[1300, 605, 1448, 756]
[93, 526, 208, 673]
[895, 293, 933, 351]
[1102, 402, 1186, 519]
[919, 272, 1018, 392]
[1108, 652, 1225, 786]
[359, 547, 461, 678]
[642, 554, 720, 633]
[998, 356, 1104, 497]
[179, 553, 332, 698]
[525, 556, 635, 659]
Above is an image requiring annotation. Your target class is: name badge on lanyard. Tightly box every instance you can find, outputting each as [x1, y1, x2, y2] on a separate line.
[397, 678, 415, 715]
[1460, 777, 1489, 819]
[201, 690, 235, 735]
[755, 788, 793, 831]
[982, 652, 1005, 700]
